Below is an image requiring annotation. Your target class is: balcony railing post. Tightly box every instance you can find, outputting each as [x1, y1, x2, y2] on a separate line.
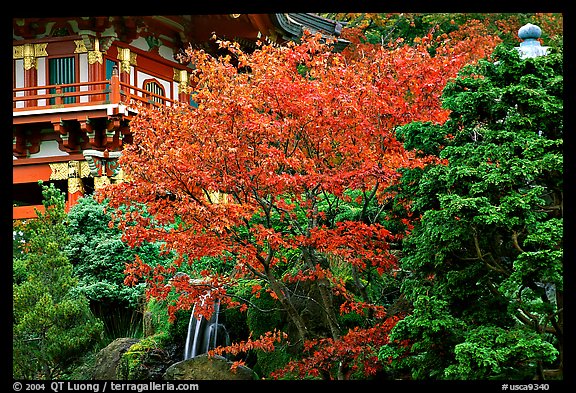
[54, 85, 62, 106]
[110, 65, 121, 104]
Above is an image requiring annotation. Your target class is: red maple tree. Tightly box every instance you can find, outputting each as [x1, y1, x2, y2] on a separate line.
[98, 25, 500, 379]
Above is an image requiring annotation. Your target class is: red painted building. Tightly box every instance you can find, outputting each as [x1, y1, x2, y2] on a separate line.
[13, 15, 346, 220]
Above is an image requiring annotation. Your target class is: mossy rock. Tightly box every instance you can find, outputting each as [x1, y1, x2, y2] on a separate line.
[163, 354, 257, 380]
[117, 334, 173, 380]
[92, 337, 140, 380]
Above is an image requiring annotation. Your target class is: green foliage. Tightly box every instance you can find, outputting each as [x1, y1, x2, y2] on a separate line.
[254, 348, 293, 379]
[222, 280, 254, 343]
[245, 288, 292, 377]
[247, 289, 284, 338]
[325, 13, 562, 50]
[395, 122, 448, 157]
[187, 254, 234, 276]
[444, 326, 558, 380]
[167, 308, 191, 344]
[382, 43, 563, 379]
[65, 196, 184, 340]
[13, 257, 27, 285]
[380, 295, 468, 379]
[148, 293, 197, 347]
[13, 182, 104, 379]
[117, 334, 170, 380]
[65, 197, 148, 307]
[61, 350, 101, 380]
[337, 310, 365, 330]
[13, 222, 28, 257]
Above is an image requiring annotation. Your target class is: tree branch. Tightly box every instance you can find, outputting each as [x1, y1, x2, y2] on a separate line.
[471, 229, 509, 276]
[512, 230, 525, 253]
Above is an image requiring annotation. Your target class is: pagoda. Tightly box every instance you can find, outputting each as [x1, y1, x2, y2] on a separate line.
[13, 14, 347, 220]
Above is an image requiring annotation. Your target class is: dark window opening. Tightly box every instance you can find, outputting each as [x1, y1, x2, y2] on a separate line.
[13, 180, 68, 207]
[143, 80, 165, 104]
[83, 177, 95, 197]
[49, 57, 76, 104]
[105, 59, 118, 102]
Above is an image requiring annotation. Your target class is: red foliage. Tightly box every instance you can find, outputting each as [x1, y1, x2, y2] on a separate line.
[208, 329, 288, 358]
[97, 29, 501, 379]
[270, 316, 402, 380]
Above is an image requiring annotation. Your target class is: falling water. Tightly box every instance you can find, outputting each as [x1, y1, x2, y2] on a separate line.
[183, 303, 200, 360]
[183, 298, 230, 360]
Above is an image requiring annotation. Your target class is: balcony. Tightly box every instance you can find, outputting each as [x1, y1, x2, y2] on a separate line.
[13, 67, 190, 220]
[13, 68, 184, 125]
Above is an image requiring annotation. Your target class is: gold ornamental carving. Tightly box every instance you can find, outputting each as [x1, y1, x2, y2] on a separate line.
[173, 68, 189, 93]
[78, 38, 103, 65]
[23, 57, 36, 71]
[94, 176, 111, 189]
[74, 40, 88, 53]
[68, 160, 81, 178]
[117, 48, 137, 74]
[79, 160, 90, 177]
[13, 43, 48, 70]
[49, 162, 68, 180]
[88, 50, 103, 65]
[68, 177, 84, 195]
[49, 160, 91, 180]
[12, 45, 23, 59]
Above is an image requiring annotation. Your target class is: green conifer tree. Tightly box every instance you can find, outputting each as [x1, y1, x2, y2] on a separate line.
[13, 182, 104, 379]
[380, 42, 563, 380]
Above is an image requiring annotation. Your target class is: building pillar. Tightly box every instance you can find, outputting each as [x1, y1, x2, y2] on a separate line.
[110, 65, 121, 104]
[67, 161, 85, 209]
[88, 38, 105, 102]
[23, 59, 38, 108]
[117, 47, 134, 85]
[174, 68, 190, 103]
[13, 43, 47, 108]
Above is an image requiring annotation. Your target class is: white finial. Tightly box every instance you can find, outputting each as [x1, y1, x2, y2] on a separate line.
[516, 23, 549, 59]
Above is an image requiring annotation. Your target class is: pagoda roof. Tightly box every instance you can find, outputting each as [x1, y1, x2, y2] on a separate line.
[13, 14, 349, 53]
[271, 13, 349, 50]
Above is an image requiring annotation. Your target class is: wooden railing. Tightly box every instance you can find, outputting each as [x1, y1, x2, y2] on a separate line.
[118, 81, 180, 108]
[13, 72, 182, 112]
[13, 80, 110, 111]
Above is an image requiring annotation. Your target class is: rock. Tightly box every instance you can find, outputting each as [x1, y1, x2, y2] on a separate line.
[116, 337, 179, 380]
[163, 354, 257, 380]
[92, 337, 140, 380]
[142, 311, 155, 337]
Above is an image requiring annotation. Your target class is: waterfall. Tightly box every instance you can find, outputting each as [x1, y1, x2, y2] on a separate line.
[183, 298, 231, 360]
[183, 303, 203, 360]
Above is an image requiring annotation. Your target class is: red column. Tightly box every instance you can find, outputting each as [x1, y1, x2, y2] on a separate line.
[110, 66, 121, 104]
[175, 69, 190, 103]
[23, 57, 38, 108]
[67, 161, 84, 210]
[89, 58, 105, 102]
[118, 50, 131, 103]
[118, 48, 131, 85]
[67, 178, 85, 208]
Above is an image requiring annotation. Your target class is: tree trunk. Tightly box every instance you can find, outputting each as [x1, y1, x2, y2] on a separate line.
[303, 247, 341, 341]
[265, 267, 309, 344]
